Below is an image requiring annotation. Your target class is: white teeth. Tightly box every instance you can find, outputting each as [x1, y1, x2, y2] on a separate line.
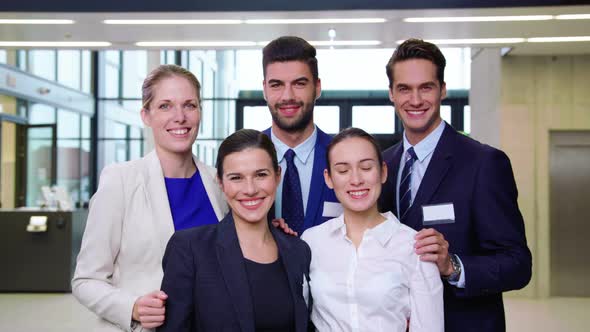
[349, 190, 368, 197]
[169, 128, 188, 135]
[242, 199, 262, 206]
[408, 110, 424, 115]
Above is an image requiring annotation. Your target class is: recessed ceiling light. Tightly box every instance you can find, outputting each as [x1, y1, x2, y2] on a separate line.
[0, 19, 75, 24]
[245, 18, 386, 24]
[309, 40, 382, 46]
[136, 41, 258, 47]
[527, 36, 590, 42]
[404, 15, 553, 23]
[0, 41, 111, 47]
[555, 14, 590, 20]
[104, 19, 242, 25]
[397, 38, 525, 45]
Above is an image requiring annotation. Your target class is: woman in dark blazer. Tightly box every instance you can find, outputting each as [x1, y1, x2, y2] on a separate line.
[158, 129, 312, 332]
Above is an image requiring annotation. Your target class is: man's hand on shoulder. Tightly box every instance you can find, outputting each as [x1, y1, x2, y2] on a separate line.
[414, 228, 454, 276]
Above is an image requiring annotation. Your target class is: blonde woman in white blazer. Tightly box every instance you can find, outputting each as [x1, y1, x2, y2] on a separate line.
[72, 65, 228, 332]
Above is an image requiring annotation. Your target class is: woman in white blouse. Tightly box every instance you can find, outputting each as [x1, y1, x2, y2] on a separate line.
[301, 127, 444, 332]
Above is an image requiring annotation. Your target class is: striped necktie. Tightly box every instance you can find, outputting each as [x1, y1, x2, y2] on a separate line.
[399, 147, 418, 221]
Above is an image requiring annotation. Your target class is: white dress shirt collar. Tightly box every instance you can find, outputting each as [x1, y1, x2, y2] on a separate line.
[271, 126, 317, 164]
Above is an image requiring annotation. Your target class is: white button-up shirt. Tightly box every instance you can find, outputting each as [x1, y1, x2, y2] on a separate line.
[301, 212, 444, 332]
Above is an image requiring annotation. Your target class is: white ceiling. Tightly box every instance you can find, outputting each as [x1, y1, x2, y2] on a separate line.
[1, 5, 590, 55]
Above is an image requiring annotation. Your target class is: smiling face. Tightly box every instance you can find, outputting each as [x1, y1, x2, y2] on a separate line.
[325, 137, 387, 214]
[389, 58, 446, 145]
[141, 75, 200, 157]
[263, 60, 321, 134]
[220, 148, 281, 225]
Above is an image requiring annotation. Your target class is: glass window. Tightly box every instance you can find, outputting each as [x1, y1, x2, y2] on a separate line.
[243, 106, 271, 131]
[57, 50, 81, 90]
[28, 103, 56, 124]
[463, 105, 471, 134]
[314, 106, 340, 134]
[103, 51, 120, 98]
[81, 115, 91, 139]
[104, 119, 128, 139]
[81, 51, 92, 94]
[57, 109, 81, 139]
[189, 53, 204, 83]
[0, 50, 6, 64]
[200, 100, 214, 138]
[29, 50, 56, 81]
[352, 105, 396, 134]
[17, 50, 27, 71]
[441, 105, 452, 124]
[80, 139, 91, 204]
[57, 138, 81, 204]
[122, 51, 147, 98]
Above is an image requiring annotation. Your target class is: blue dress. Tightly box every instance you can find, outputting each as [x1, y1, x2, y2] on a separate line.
[164, 170, 219, 231]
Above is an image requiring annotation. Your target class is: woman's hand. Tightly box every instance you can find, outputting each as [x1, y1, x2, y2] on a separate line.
[132, 290, 168, 328]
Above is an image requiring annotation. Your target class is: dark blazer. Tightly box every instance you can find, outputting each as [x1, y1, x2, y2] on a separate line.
[379, 124, 532, 332]
[263, 127, 338, 231]
[157, 214, 312, 332]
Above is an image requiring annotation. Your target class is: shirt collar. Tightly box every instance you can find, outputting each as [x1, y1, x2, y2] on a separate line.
[271, 126, 317, 164]
[403, 120, 446, 162]
[327, 211, 401, 247]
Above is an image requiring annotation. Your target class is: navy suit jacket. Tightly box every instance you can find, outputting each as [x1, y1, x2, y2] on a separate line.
[158, 214, 312, 332]
[379, 124, 532, 332]
[263, 127, 338, 231]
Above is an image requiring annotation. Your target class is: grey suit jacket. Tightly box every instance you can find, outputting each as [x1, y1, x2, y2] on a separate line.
[72, 151, 228, 332]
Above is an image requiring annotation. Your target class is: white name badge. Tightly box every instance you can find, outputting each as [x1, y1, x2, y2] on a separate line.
[322, 201, 343, 218]
[422, 203, 455, 226]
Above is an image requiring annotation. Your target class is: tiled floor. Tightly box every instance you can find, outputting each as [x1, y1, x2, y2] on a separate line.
[0, 293, 588, 331]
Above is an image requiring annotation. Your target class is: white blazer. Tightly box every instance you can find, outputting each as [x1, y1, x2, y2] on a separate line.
[72, 151, 228, 332]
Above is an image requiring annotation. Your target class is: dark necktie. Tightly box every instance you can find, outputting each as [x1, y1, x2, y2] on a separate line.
[399, 147, 418, 221]
[282, 149, 304, 234]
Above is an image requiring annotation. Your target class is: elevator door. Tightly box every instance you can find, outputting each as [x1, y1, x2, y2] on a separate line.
[550, 131, 590, 296]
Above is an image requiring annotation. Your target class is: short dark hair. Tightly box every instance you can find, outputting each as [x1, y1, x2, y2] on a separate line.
[385, 38, 446, 88]
[325, 127, 383, 175]
[262, 36, 319, 81]
[216, 129, 279, 180]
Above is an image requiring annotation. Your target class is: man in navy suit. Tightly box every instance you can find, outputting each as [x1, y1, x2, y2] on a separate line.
[379, 39, 532, 332]
[261, 36, 339, 234]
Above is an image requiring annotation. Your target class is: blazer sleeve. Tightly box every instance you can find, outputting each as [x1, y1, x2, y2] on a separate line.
[158, 231, 195, 332]
[71, 165, 137, 331]
[454, 149, 532, 298]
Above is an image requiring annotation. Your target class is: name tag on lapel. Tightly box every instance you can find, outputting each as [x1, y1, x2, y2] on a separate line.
[322, 202, 343, 218]
[422, 203, 455, 226]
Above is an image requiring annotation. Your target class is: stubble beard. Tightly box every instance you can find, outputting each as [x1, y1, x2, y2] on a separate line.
[270, 101, 315, 134]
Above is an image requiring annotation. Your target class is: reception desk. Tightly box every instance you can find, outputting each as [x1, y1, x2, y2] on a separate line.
[0, 209, 87, 292]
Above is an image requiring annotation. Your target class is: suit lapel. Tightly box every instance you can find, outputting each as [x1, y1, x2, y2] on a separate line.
[387, 144, 404, 217]
[409, 125, 455, 225]
[143, 151, 175, 256]
[272, 228, 307, 332]
[304, 134, 327, 229]
[216, 214, 254, 332]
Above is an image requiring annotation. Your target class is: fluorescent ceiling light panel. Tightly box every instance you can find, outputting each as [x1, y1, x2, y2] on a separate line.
[404, 15, 553, 23]
[397, 38, 525, 45]
[136, 41, 257, 47]
[0, 41, 111, 47]
[527, 36, 590, 42]
[245, 18, 386, 24]
[0, 19, 74, 24]
[555, 14, 590, 20]
[104, 19, 241, 25]
[309, 40, 382, 46]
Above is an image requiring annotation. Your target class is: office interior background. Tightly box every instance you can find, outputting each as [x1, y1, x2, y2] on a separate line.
[0, 1, 589, 331]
